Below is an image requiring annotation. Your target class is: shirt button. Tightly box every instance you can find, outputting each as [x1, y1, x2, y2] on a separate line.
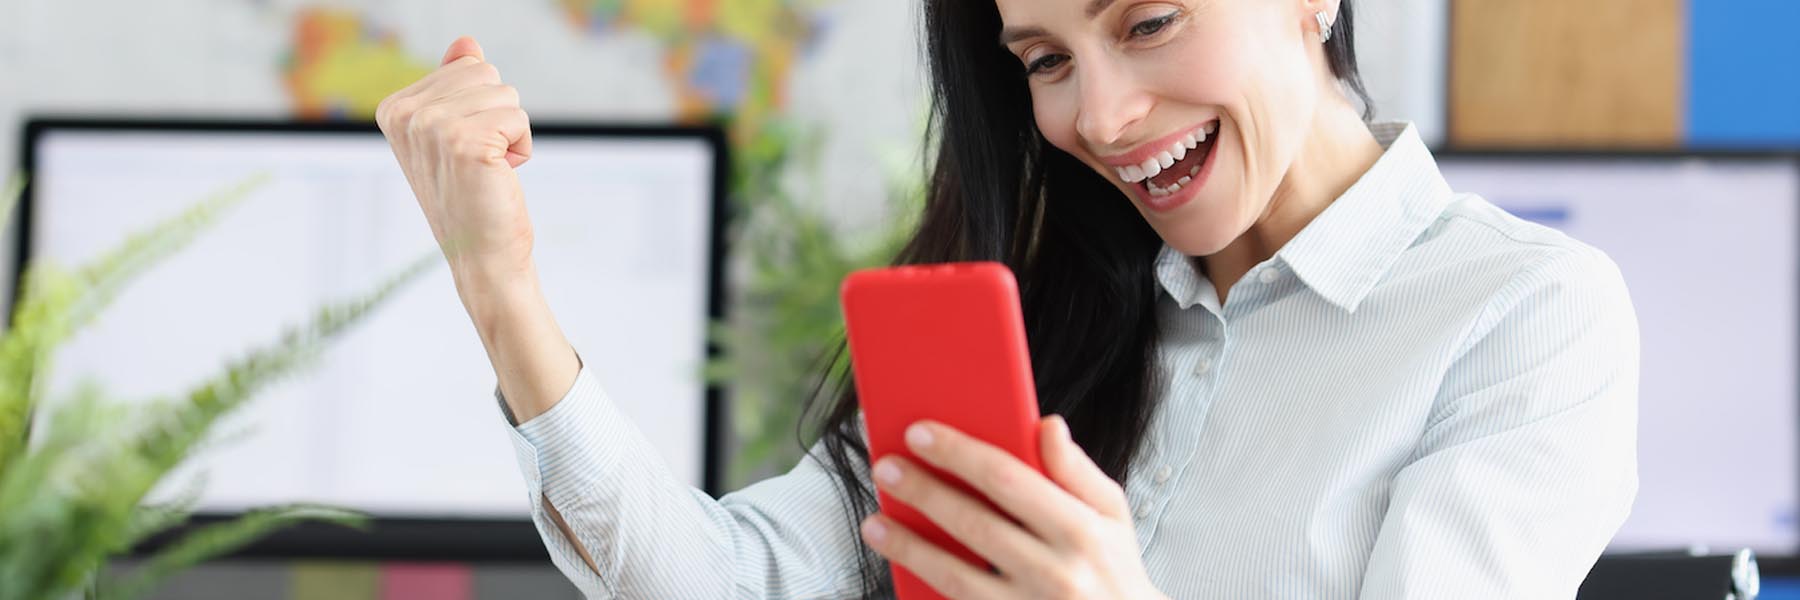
[1135, 503, 1152, 519]
[1258, 269, 1281, 284]
[1154, 465, 1172, 483]
[1193, 357, 1212, 376]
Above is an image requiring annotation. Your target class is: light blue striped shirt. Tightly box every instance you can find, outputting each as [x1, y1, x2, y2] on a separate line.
[500, 122, 1640, 599]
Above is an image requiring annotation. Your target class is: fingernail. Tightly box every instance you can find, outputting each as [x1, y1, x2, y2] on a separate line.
[905, 423, 933, 449]
[862, 517, 888, 544]
[1055, 416, 1072, 441]
[874, 459, 902, 485]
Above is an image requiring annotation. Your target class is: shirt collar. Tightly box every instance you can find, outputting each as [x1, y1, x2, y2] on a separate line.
[1155, 122, 1456, 313]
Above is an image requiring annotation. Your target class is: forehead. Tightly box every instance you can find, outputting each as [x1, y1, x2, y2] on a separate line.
[996, 0, 1118, 45]
[996, 0, 1111, 23]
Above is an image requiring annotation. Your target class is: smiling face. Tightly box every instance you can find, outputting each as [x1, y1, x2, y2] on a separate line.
[998, 0, 1336, 256]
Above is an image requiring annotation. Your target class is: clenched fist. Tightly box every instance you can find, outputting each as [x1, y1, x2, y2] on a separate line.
[377, 36, 535, 289]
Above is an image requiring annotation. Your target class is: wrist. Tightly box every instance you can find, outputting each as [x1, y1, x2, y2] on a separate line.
[450, 252, 535, 291]
[453, 261, 544, 337]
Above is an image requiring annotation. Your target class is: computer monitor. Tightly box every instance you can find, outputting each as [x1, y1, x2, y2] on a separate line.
[16, 119, 727, 558]
[1437, 151, 1800, 556]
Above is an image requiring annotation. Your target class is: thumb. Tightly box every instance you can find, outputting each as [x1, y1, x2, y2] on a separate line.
[440, 36, 485, 66]
[1040, 415, 1130, 518]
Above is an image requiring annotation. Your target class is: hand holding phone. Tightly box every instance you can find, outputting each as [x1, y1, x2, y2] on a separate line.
[841, 262, 1042, 600]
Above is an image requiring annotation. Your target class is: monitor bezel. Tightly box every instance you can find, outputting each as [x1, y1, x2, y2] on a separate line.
[15, 117, 732, 561]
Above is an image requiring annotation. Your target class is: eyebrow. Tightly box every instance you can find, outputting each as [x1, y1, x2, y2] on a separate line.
[999, 0, 1119, 46]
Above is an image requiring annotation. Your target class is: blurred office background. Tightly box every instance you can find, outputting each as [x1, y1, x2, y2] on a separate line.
[1, 0, 1797, 598]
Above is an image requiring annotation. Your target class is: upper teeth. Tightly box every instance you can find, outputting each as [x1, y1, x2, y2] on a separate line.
[1118, 124, 1212, 183]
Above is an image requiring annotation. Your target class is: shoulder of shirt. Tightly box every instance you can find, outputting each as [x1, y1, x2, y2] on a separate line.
[1410, 192, 1619, 274]
[1384, 192, 1630, 317]
[1400, 192, 1633, 345]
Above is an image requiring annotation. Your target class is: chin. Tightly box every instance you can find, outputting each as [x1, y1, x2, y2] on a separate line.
[1147, 219, 1238, 258]
[1120, 187, 1243, 259]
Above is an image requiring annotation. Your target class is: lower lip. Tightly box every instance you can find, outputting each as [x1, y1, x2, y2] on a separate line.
[1134, 133, 1219, 214]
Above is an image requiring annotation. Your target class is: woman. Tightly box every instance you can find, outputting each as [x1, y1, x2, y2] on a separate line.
[377, 0, 1638, 597]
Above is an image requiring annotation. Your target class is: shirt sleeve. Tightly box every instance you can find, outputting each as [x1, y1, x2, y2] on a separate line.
[498, 362, 871, 599]
[1357, 247, 1640, 599]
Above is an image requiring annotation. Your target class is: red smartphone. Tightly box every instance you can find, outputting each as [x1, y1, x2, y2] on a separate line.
[840, 262, 1043, 600]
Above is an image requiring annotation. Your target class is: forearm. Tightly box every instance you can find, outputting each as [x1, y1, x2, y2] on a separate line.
[505, 375, 872, 598]
[456, 261, 578, 424]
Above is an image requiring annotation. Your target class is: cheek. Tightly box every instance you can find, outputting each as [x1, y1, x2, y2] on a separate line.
[1145, 29, 1247, 103]
[1144, 3, 1259, 100]
[1032, 89, 1084, 158]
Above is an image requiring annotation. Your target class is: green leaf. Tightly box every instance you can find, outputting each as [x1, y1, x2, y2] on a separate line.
[0, 170, 436, 600]
[706, 119, 927, 489]
[0, 174, 269, 472]
[119, 476, 206, 550]
[110, 252, 437, 494]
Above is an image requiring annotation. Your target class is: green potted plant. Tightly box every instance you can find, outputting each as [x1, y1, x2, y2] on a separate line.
[0, 172, 433, 600]
[707, 122, 922, 487]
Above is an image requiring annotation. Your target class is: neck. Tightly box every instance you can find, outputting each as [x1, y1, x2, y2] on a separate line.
[1200, 99, 1383, 303]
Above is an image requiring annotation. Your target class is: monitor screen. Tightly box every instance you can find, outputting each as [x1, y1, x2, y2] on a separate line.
[20, 121, 722, 521]
[1438, 153, 1800, 554]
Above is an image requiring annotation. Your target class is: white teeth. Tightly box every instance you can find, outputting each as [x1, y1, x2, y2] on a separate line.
[1167, 182, 1182, 193]
[1138, 157, 1161, 179]
[1118, 123, 1219, 184]
[1177, 175, 1191, 185]
[1149, 185, 1169, 197]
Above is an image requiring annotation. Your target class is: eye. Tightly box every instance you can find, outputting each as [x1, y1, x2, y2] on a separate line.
[1128, 12, 1179, 38]
[1026, 53, 1070, 76]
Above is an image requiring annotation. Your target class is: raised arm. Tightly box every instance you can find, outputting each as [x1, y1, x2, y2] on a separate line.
[377, 37, 869, 598]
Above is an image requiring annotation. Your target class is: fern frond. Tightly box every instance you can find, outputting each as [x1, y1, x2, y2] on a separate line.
[0, 379, 135, 600]
[67, 174, 270, 330]
[103, 252, 438, 503]
[0, 175, 269, 471]
[119, 475, 206, 550]
[0, 253, 432, 600]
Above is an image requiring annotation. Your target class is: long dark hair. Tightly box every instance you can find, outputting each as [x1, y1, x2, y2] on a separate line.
[800, 2, 1371, 596]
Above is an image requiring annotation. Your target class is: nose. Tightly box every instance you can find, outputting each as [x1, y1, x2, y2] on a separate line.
[1074, 58, 1151, 147]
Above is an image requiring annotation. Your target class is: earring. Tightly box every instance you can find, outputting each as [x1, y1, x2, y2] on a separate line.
[1315, 10, 1334, 44]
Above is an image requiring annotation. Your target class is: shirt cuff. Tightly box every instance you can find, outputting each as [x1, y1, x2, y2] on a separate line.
[493, 353, 623, 598]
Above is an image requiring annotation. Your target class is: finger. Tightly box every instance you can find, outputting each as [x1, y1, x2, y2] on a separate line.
[383, 39, 491, 122]
[872, 455, 1060, 581]
[862, 514, 1010, 600]
[1040, 415, 1131, 519]
[441, 35, 485, 66]
[904, 421, 1092, 542]
[407, 59, 503, 107]
[460, 107, 532, 167]
[436, 84, 521, 118]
